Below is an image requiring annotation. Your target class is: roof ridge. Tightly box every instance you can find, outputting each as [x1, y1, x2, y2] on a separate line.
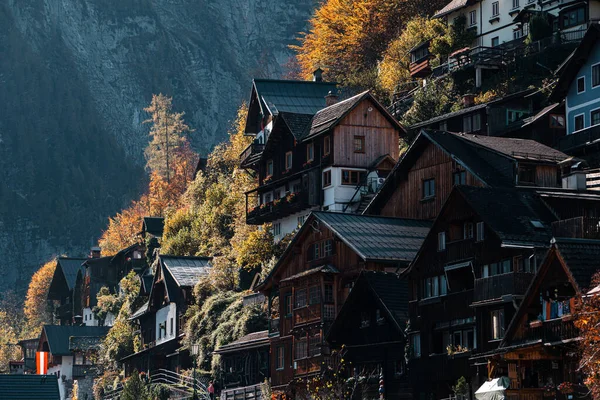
[312, 210, 431, 222]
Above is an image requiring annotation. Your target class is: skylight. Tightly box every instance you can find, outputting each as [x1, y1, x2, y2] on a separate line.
[530, 220, 545, 229]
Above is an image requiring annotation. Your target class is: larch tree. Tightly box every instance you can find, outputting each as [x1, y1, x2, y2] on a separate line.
[575, 272, 600, 398]
[23, 259, 56, 336]
[144, 94, 192, 183]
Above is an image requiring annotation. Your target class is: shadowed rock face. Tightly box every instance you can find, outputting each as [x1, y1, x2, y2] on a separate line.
[0, 0, 314, 293]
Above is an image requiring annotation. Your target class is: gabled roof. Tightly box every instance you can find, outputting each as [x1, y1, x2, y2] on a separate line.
[279, 112, 314, 141]
[130, 300, 150, 320]
[553, 237, 600, 292]
[433, 0, 473, 18]
[253, 79, 338, 116]
[455, 186, 556, 246]
[160, 255, 212, 287]
[257, 212, 431, 291]
[42, 325, 110, 356]
[280, 264, 339, 283]
[304, 91, 405, 140]
[551, 24, 600, 101]
[455, 133, 567, 162]
[328, 271, 408, 341]
[409, 104, 487, 130]
[213, 330, 269, 355]
[142, 216, 164, 237]
[0, 375, 60, 400]
[51, 257, 87, 294]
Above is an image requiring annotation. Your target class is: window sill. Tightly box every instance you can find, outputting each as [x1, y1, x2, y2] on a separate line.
[420, 196, 435, 203]
[508, 9, 520, 16]
[488, 338, 502, 343]
[489, 16, 500, 23]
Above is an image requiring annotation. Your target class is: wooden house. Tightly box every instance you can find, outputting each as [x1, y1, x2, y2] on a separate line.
[409, 41, 433, 79]
[241, 77, 403, 241]
[327, 271, 411, 400]
[214, 330, 270, 399]
[483, 238, 600, 400]
[15, 338, 38, 374]
[364, 130, 569, 219]
[47, 257, 88, 325]
[140, 216, 165, 239]
[256, 211, 430, 394]
[122, 255, 211, 375]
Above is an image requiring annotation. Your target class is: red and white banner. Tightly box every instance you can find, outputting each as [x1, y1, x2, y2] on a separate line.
[36, 351, 48, 375]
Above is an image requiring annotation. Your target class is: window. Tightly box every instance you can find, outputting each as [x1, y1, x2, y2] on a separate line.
[341, 170, 366, 185]
[440, 121, 448, 131]
[324, 284, 334, 303]
[295, 289, 307, 308]
[463, 114, 481, 132]
[410, 334, 421, 358]
[575, 114, 585, 131]
[518, 164, 536, 185]
[323, 170, 332, 187]
[323, 304, 336, 320]
[507, 109, 526, 124]
[360, 311, 371, 328]
[593, 64, 600, 88]
[464, 222, 474, 239]
[353, 136, 365, 153]
[453, 171, 466, 185]
[324, 135, 331, 155]
[513, 28, 524, 40]
[438, 232, 446, 251]
[307, 143, 314, 162]
[592, 109, 600, 126]
[463, 115, 472, 132]
[266, 160, 274, 177]
[273, 223, 281, 236]
[473, 114, 481, 131]
[170, 318, 174, 335]
[483, 259, 513, 277]
[297, 215, 306, 227]
[285, 294, 292, 316]
[423, 178, 435, 199]
[512, 0, 519, 8]
[276, 346, 285, 370]
[469, 10, 477, 26]
[75, 354, 84, 365]
[491, 37, 499, 47]
[476, 222, 484, 242]
[264, 192, 272, 204]
[562, 7, 585, 29]
[577, 76, 586, 94]
[324, 240, 333, 257]
[295, 339, 308, 359]
[424, 275, 447, 298]
[285, 151, 293, 170]
[491, 309, 505, 340]
[308, 335, 321, 357]
[550, 114, 565, 128]
[309, 286, 320, 305]
[492, 2, 499, 16]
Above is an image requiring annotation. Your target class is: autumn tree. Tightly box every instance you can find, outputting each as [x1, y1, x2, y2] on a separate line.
[0, 310, 21, 373]
[144, 94, 192, 183]
[293, 0, 448, 90]
[23, 259, 56, 336]
[576, 272, 600, 398]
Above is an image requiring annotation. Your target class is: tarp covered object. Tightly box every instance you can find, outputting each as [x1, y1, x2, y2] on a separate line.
[475, 377, 510, 400]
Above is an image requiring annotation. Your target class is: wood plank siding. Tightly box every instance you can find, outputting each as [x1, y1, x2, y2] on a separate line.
[380, 142, 484, 219]
[333, 99, 399, 167]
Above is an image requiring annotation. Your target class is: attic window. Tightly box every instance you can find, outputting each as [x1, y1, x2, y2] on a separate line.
[530, 220, 545, 229]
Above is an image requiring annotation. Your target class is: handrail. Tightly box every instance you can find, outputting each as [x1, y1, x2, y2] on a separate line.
[342, 175, 378, 213]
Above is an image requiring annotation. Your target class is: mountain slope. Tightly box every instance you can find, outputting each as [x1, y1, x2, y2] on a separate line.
[0, 0, 315, 293]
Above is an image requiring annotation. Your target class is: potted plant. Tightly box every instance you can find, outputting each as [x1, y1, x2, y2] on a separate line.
[558, 382, 574, 394]
[264, 176, 273, 184]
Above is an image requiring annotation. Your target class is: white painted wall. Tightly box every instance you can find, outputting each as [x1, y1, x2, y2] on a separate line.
[155, 303, 177, 345]
[322, 167, 368, 212]
[83, 307, 97, 326]
[48, 355, 73, 400]
[273, 209, 315, 242]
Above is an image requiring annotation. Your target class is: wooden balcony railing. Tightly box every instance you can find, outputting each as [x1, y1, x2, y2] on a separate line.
[247, 190, 310, 225]
[522, 318, 577, 343]
[239, 143, 264, 168]
[474, 272, 534, 303]
[294, 357, 322, 376]
[552, 217, 600, 239]
[293, 304, 321, 326]
[558, 123, 600, 152]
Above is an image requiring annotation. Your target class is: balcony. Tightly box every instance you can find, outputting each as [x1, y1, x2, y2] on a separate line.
[522, 318, 578, 343]
[239, 142, 264, 169]
[552, 217, 600, 239]
[72, 364, 98, 378]
[473, 272, 534, 304]
[293, 304, 321, 326]
[246, 190, 311, 225]
[558, 124, 600, 152]
[294, 357, 322, 376]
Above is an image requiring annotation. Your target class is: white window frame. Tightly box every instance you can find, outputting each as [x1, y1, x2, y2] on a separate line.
[592, 62, 600, 88]
[574, 113, 585, 132]
[577, 76, 586, 94]
[267, 159, 274, 177]
[476, 221, 485, 242]
[591, 107, 600, 127]
[512, 0, 519, 9]
[285, 151, 293, 170]
[438, 232, 446, 251]
[410, 333, 421, 358]
[492, 2, 499, 16]
[464, 222, 474, 239]
[469, 10, 477, 26]
[273, 223, 281, 236]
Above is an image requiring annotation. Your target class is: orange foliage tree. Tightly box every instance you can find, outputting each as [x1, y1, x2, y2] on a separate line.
[293, 0, 447, 88]
[576, 272, 600, 398]
[23, 259, 56, 336]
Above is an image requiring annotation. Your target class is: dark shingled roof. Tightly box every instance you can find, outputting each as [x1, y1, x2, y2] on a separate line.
[554, 238, 600, 292]
[214, 330, 269, 354]
[456, 186, 556, 246]
[253, 79, 338, 116]
[0, 375, 60, 400]
[433, 0, 471, 18]
[456, 133, 568, 162]
[56, 257, 87, 291]
[279, 112, 314, 140]
[143, 217, 165, 237]
[280, 264, 339, 283]
[69, 336, 103, 352]
[307, 91, 369, 139]
[409, 104, 487, 130]
[313, 212, 432, 262]
[130, 300, 150, 320]
[160, 255, 212, 287]
[43, 325, 110, 356]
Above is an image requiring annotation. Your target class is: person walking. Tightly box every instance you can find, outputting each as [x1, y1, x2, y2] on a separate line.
[208, 381, 215, 400]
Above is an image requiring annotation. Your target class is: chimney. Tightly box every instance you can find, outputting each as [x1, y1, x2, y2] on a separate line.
[312, 67, 324, 82]
[562, 161, 587, 191]
[463, 93, 476, 108]
[90, 246, 101, 259]
[325, 91, 339, 106]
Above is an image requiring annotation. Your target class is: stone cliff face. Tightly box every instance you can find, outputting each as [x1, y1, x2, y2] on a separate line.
[0, 0, 315, 294]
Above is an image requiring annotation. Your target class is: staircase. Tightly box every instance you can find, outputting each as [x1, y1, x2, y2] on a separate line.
[356, 193, 376, 214]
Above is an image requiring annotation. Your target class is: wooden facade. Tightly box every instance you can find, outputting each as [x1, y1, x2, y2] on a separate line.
[380, 141, 484, 219]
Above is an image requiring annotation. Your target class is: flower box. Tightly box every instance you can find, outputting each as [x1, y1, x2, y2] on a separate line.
[529, 320, 542, 328]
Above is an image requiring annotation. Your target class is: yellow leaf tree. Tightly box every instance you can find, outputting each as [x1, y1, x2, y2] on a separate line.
[23, 259, 56, 336]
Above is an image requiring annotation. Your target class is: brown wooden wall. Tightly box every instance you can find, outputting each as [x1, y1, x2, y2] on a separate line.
[534, 165, 559, 188]
[333, 99, 399, 167]
[380, 142, 484, 220]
